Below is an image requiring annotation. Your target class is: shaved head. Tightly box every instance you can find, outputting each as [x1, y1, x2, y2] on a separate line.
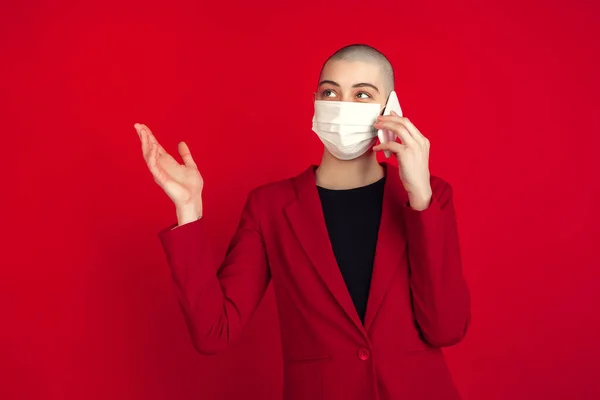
[319, 44, 395, 98]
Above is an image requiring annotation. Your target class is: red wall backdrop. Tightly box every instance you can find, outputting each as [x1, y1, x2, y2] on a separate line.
[1, 0, 599, 399]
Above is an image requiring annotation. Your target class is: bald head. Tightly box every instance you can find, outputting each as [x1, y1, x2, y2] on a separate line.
[319, 44, 395, 98]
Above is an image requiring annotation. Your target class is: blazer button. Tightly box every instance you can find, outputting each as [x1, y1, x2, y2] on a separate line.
[358, 348, 370, 361]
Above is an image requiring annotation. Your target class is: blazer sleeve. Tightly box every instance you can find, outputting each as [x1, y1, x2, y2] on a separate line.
[403, 177, 471, 348]
[158, 189, 270, 354]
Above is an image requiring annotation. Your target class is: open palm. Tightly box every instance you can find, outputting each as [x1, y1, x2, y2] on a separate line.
[135, 123, 203, 208]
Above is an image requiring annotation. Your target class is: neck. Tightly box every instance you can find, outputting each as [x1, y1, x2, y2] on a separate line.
[315, 150, 385, 190]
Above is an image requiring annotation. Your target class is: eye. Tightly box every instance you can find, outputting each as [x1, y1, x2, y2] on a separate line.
[322, 89, 337, 98]
[356, 92, 371, 99]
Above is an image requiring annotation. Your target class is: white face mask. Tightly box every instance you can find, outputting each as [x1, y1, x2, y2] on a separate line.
[312, 100, 381, 160]
[312, 91, 403, 161]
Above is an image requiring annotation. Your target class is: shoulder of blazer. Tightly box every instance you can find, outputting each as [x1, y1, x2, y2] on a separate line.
[246, 166, 312, 211]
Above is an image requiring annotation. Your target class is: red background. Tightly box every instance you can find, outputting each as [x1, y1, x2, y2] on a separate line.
[1, 0, 599, 399]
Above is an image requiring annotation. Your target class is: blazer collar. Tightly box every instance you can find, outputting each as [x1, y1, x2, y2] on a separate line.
[283, 162, 409, 335]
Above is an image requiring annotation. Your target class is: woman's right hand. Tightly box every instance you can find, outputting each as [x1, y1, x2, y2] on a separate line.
[135, 123, 203, 223]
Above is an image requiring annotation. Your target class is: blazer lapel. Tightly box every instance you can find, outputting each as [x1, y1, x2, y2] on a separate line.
[364, 163, 409, 331]
[283, 166, 367, 336]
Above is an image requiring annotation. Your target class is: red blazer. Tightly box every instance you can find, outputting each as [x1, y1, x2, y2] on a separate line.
[159, 162, 471, 400]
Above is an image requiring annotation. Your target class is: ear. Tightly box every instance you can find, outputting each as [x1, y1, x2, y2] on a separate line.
[312, 92, 317, 102]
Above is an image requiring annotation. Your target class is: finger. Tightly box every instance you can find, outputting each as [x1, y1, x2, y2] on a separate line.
[134, 123, 143, 138]
[178, 141, 197, 168]
[396, 114, 427, 144]
[136, 124, 151, 155]
[137, 124, 167, 155]
[375, 120, 416, 146]
[140, 128, 152, 162]
[373, 141, 406, 155]
[155, 141, 167, 156]
[134, 123, 145, 142]
[147, 142, 167, 186]
[378, 113, 425, 145]
[145, 135, 179, 168]
[377, 113, 405, 124]
[136, 123, 153, 141]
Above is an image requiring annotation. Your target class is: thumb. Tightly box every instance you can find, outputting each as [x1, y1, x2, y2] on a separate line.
[178, 141, 197, 168]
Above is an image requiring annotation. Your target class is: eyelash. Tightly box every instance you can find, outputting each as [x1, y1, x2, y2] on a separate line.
[322, 90, 371, 99]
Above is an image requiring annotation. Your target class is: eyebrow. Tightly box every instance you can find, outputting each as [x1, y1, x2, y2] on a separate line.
[318, 80, 380, 93]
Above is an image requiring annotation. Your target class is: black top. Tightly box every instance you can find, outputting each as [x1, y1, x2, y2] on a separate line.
[317, 176, 385, 324]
